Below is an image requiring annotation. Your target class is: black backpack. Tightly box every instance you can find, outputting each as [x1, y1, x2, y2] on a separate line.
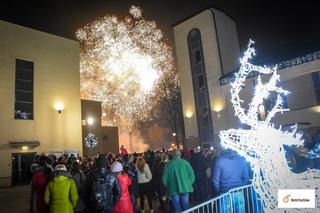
[91, 173, 108, 210]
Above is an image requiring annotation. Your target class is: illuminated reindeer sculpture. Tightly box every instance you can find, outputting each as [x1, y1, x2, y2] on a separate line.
[219, 40, 320, 212]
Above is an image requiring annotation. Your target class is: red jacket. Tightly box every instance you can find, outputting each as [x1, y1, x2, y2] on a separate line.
[120, 147, 128, 156]
[32, 171, 50, 213]
[114, 173, 133, 213]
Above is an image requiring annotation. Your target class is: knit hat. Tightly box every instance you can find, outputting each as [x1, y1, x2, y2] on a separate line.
[111, 161, 123, 173]
[96, 155, 108, 169]
[55, 164, 67, 171]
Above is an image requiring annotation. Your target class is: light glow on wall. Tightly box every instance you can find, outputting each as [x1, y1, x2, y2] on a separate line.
[54, 102, 64, 113]
[185, 111, 193, 118]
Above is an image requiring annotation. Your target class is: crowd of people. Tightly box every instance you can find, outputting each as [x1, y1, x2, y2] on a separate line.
[29, 145, 250, 213]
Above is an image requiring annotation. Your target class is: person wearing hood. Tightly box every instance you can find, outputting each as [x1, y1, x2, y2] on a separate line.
[211, 148, 250, 194]
[122, 154, 138, 211]
[44, 164, 78, 213]
[162, 149, 195, 213]
[111, 161, 133, 213]
[154, 153, 169, 212]
[82, 155, 121, 213]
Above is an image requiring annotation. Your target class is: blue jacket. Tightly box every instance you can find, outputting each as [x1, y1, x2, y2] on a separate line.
[212, 150, 249, 194]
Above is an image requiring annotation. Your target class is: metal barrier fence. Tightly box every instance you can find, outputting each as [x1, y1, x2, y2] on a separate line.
[183, 184, 264, 213]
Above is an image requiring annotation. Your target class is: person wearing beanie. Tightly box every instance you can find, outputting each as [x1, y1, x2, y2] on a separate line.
[44, 164, 78, 213]
[82, 155, 121, 213]
[111, 161, 134, 213]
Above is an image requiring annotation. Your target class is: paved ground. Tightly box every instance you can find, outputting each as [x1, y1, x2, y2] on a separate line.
[0, 185, 30, 213]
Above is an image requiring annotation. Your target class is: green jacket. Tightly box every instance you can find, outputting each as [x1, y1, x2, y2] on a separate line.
[44, 175, 78, 213]
[162, 157, 195, 196]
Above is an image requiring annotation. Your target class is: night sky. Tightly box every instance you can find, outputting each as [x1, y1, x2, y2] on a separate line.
[1, 0, 319, 64]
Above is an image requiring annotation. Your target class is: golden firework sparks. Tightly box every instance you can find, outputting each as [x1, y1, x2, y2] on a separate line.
[76, 5, 179, 130]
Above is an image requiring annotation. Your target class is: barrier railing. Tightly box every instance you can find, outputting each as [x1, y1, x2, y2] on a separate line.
[183, 184, 264, 213]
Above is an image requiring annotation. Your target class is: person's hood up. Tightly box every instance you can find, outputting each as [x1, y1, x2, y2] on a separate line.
[53, 175, 69, 182]
[53, 170, 72, 178]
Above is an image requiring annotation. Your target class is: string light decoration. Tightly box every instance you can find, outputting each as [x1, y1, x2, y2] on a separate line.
[219, 40, 320, 212]
[76, 5, 178, 129]
[307, 143, 320, 159]
[85, 133, 98, 148]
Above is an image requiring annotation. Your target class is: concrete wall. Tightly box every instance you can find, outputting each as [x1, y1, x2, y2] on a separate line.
[212, 9, 240, 75]
[0, 20, 82, 187]
[173, 8, 239, 147]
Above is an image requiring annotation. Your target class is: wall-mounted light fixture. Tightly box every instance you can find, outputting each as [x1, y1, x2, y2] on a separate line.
[213, 104, 223, 119]
[185, 111, 193, 118]
[172, 132, 176, 137]
[55, 102, 64, 113]
[87, 117, 94, 125]
[312, 105, 320, 113]
[22, 146, 29, 150]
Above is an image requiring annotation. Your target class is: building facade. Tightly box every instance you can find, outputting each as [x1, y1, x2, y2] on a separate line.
[0, 20, 82, 187]
[174, 7, 320, 149]
[81, 100, 119, 157]
[173, 8, 240, 148]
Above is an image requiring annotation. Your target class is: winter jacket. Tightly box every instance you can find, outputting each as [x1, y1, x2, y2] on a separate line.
[82, 168, 121, 212]
[44, 171, 78, 213]
[73, 171, 86, 212]
[120, 148, 128, 156]
[212, 150, 250, 194]
[162, 156, 195, 196]
[123, 162, 138, 195]
[32, 171, 50, 213]
[191, 152, 208, 182]
[114, 173, 133, 213]
[154, 161, 168, 196]
[136, 163, 152, 184]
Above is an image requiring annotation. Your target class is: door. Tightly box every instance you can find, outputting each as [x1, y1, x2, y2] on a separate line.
[11, 153, 35, 186]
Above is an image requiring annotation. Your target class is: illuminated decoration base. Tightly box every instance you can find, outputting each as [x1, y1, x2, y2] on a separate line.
[219, 40, 320, 212]
[85, 133, 98, 148]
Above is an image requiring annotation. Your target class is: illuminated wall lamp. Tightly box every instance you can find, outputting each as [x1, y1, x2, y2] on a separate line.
[87, 117, 94, 125]
[55, 103, 64, 113]
[185, 111, 193, 118]
[214, 105, 223, 119]
[22, 146, 29, 150]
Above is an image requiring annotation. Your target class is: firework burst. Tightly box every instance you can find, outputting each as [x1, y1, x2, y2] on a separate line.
[76, 5, 179, 129]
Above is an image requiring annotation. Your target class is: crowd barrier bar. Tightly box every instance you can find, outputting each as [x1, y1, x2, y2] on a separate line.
[183, 184, 264, 213]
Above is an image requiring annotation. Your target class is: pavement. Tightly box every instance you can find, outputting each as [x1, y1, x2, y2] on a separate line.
[0, 185, 30, 213]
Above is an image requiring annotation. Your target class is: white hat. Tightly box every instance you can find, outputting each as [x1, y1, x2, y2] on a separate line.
[55, 164, 67, 171]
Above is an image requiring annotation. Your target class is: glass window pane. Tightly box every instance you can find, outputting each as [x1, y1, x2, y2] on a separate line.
[195, 50, 201, 64]
[15, 59, 34, 120]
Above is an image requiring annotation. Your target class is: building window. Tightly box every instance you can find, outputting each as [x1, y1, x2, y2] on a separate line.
[197, 75, 205, 91]
[14, 59, 34, 120]
[312, 71, 320, 104]
[195, 50, 201, 64]
[188, 29, 214, 146]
